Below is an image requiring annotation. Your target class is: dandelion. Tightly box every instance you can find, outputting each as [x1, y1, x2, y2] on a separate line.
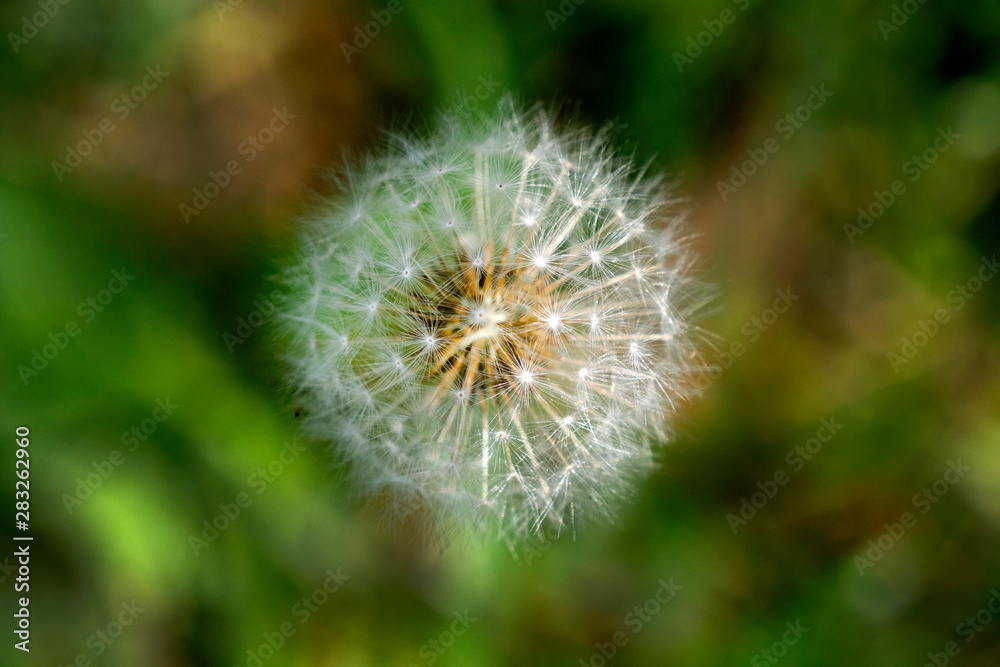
[279, 97, 703, 544]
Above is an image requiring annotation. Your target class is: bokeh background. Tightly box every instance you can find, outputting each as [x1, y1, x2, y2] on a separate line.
[3, 0, 1000, 665]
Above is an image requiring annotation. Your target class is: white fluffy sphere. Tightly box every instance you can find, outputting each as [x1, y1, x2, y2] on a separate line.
[280, 98, 702, 543]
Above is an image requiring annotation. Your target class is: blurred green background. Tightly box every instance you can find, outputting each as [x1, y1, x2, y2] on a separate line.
[2, 0, 1000, 665]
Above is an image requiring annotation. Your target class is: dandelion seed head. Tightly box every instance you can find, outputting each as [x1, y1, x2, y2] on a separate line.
[279, 96, 704, 544]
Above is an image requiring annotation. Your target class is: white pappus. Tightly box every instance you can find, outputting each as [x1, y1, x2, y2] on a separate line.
[278, 96, 705, 545]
